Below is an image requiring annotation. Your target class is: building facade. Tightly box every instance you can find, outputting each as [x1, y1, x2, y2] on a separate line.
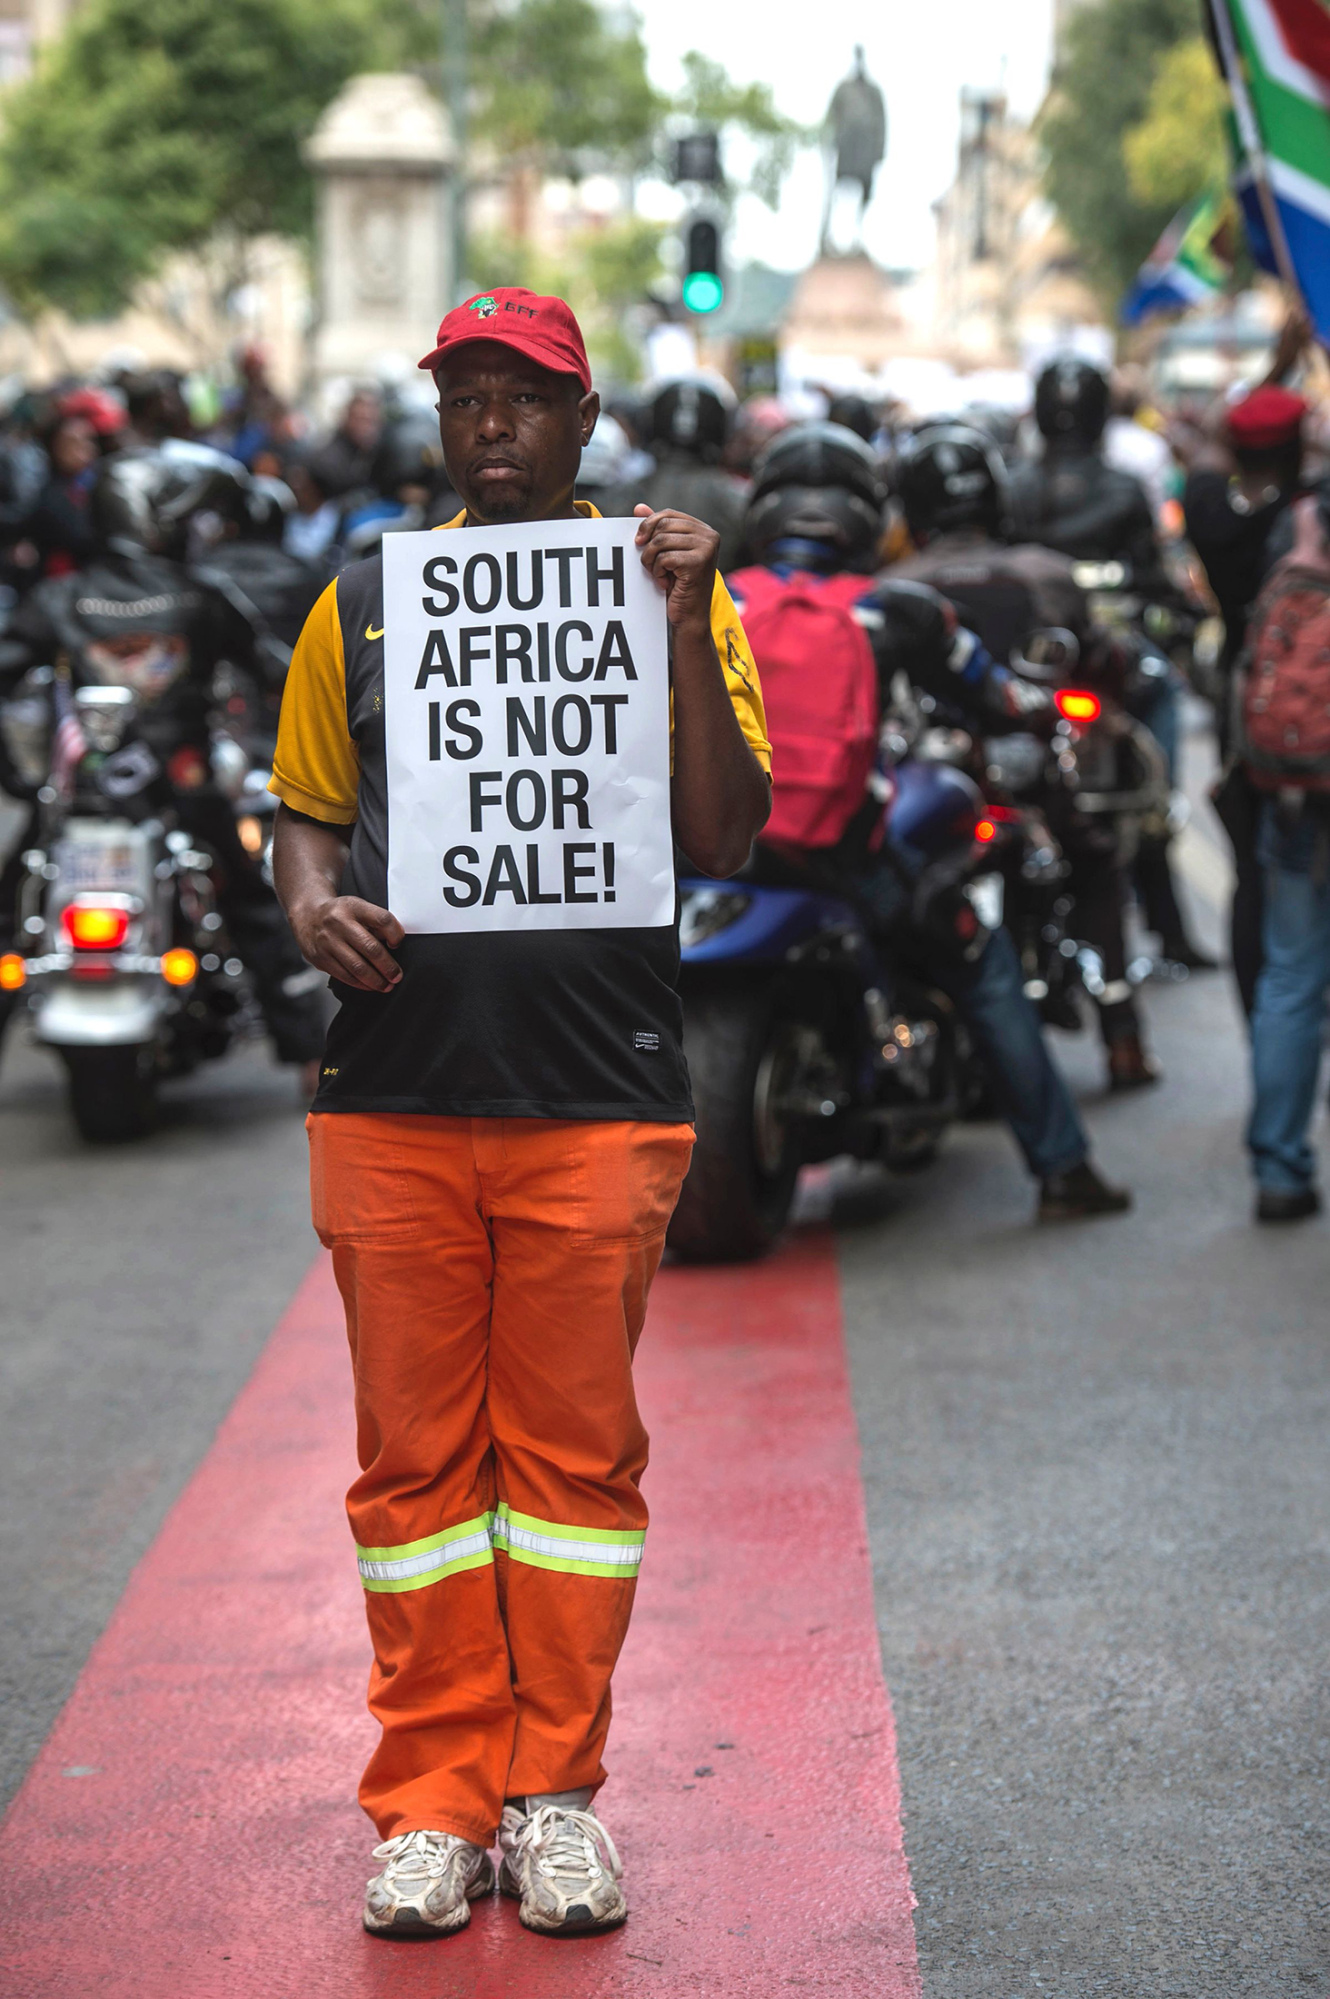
[931, 87, 1103, 369]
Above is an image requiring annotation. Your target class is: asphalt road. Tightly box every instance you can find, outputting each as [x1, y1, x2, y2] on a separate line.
[0, 1031, 317, 1803]
[1, 736, 1326, 1996]
[836, 771, 1330, 1996]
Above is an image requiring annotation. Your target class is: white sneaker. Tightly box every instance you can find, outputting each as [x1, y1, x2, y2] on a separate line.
[362, 1828, 496, 1937]
[498, 1802, 627, 1934]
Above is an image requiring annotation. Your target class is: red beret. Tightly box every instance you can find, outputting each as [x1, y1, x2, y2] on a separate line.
[418, 288, 591, 393]
[1226, 384, 1308, 450]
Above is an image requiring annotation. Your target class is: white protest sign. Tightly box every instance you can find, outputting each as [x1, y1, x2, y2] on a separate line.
[382, 519, 673, 934]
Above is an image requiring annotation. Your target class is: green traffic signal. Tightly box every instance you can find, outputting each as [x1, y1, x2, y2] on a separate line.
[682, 217, 723, 315]
[682, 269, 724, 315]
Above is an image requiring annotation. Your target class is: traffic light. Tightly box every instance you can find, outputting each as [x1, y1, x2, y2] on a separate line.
[682, 217, 723, 315]
[672, 131, 722, 186]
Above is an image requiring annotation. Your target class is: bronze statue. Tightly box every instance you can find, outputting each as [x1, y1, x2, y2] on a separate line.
[821, 46, 887, 254]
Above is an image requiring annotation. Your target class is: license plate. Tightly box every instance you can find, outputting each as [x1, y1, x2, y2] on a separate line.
[55, 839, 141, 891]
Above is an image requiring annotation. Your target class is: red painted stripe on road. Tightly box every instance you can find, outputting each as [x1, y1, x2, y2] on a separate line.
[0, 1235, 919, 1999]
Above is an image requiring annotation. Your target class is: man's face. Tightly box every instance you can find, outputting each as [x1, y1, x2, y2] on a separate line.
[435, 343, 598, 523]
[1234, 440, 1303, 503]
[52, 418, 97, 478]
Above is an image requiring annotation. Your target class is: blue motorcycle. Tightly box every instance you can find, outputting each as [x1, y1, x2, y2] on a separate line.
[668, 759, 1009, 1261]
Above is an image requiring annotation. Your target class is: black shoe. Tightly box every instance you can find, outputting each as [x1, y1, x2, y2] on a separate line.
[1255, 1186, 1321, 1223]
[1038, 1160, 1133, 1222]
[1106, 1033, 1162, 1092]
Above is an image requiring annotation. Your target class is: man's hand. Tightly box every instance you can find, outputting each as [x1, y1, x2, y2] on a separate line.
[634, 505, 719, 631]
[272, 805, 404, 994]
[291, 894, 404, 994]
[636, 507, 770, 877]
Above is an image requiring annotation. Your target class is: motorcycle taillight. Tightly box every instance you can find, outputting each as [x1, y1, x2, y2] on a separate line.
[62, 901, 132, 951]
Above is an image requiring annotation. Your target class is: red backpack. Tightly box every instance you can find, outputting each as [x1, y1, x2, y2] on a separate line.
[729, 565, 880, 848]
[1241, 498, 1330, 792]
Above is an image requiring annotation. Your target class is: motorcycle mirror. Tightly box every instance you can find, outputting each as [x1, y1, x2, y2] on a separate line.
[1010, 626, 1081, 683]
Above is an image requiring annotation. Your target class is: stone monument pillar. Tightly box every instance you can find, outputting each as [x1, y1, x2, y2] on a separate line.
[304, 73, 454, 393]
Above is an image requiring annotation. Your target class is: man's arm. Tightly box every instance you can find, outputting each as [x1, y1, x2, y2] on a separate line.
[1173, 305, 1311, 473]
[873, 579, 1054, 732]
[633, 506, 770, 877]
[271, 805, 404, 993]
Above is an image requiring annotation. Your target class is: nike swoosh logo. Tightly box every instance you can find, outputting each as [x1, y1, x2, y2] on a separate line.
[365, 623, 384, 641]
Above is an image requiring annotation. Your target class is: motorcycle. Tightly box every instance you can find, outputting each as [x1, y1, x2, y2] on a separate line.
[0, 678, 296, 1141]
[981, 627, 1170, 1025]
[666, 757, 1009, 1264]
[1070, 556, 1197, 656]
[891, 623, 1170, 1033]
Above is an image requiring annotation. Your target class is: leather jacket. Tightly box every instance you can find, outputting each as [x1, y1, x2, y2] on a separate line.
[1009, 447, 1162, 580]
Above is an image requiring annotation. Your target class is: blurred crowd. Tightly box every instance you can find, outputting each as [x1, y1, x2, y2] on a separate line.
[3, 302, 1329, 1207]
[3, 317, 1325, 613]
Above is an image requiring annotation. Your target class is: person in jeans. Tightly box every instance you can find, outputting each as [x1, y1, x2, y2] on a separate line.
[1247, 801, 1330, 1222]
[731, 420, 1131, 1222]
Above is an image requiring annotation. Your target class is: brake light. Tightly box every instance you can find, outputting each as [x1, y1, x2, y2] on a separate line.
[0, 953, 25, 991]
[974, 818, 997, 843]
[62, 903, 131, 951]
[161, 947, 199, 987]
[1055, 689, 1101, 723]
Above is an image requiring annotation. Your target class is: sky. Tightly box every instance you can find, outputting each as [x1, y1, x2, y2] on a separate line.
[630, 0, 1057, 273]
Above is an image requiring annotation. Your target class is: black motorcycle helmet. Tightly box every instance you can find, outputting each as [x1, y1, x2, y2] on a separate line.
[89, 443, 250, 560]
[243, 474, 296, 544]
[825, 392, 878, 442]
[121, 368, 192, 442]
[744, 483, 883, 572]
[66, 554, 202, 642]
[960, 401, 1021, 460]
[751, 421, 887, 510]
[895, 423, 1010, 544]
[371, 410, 448, 498]
[1033, 357, 1110, 448]
[645, 378, 732, 463]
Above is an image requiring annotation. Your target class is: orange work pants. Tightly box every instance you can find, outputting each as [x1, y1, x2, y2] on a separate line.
[309, 1112, 693, 1846]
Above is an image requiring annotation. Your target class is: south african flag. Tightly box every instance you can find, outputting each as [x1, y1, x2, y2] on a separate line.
[1120, 188, 1233, 326]
[1208, 0, 1330, 340]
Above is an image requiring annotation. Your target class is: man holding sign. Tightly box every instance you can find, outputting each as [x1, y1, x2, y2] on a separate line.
[269, 290, 771, 1940]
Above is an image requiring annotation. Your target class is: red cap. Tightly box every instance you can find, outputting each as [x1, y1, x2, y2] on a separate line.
[57, 386, 125, 436]
[1226, 384, 1307, 451]
[418, 288, 591, 392]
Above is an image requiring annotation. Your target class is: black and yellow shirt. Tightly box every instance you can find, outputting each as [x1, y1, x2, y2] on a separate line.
[271, 505, 770, 1120]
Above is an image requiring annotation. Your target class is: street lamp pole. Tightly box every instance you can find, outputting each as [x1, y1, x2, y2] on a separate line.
[443, 0, 468, 303]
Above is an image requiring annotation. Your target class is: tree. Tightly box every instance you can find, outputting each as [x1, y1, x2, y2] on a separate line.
[471, 0, 661, 168]
[377, 6, 805, 193]
[369, 0, 662, 171]
[1039, 0, 1201, 306]
[673, 52, 806, 209]
[0, 0, 803, 328]
[467, 215, 667, 380]
[0, 0, 383, 319]
[1122, 36, 1228, 210]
